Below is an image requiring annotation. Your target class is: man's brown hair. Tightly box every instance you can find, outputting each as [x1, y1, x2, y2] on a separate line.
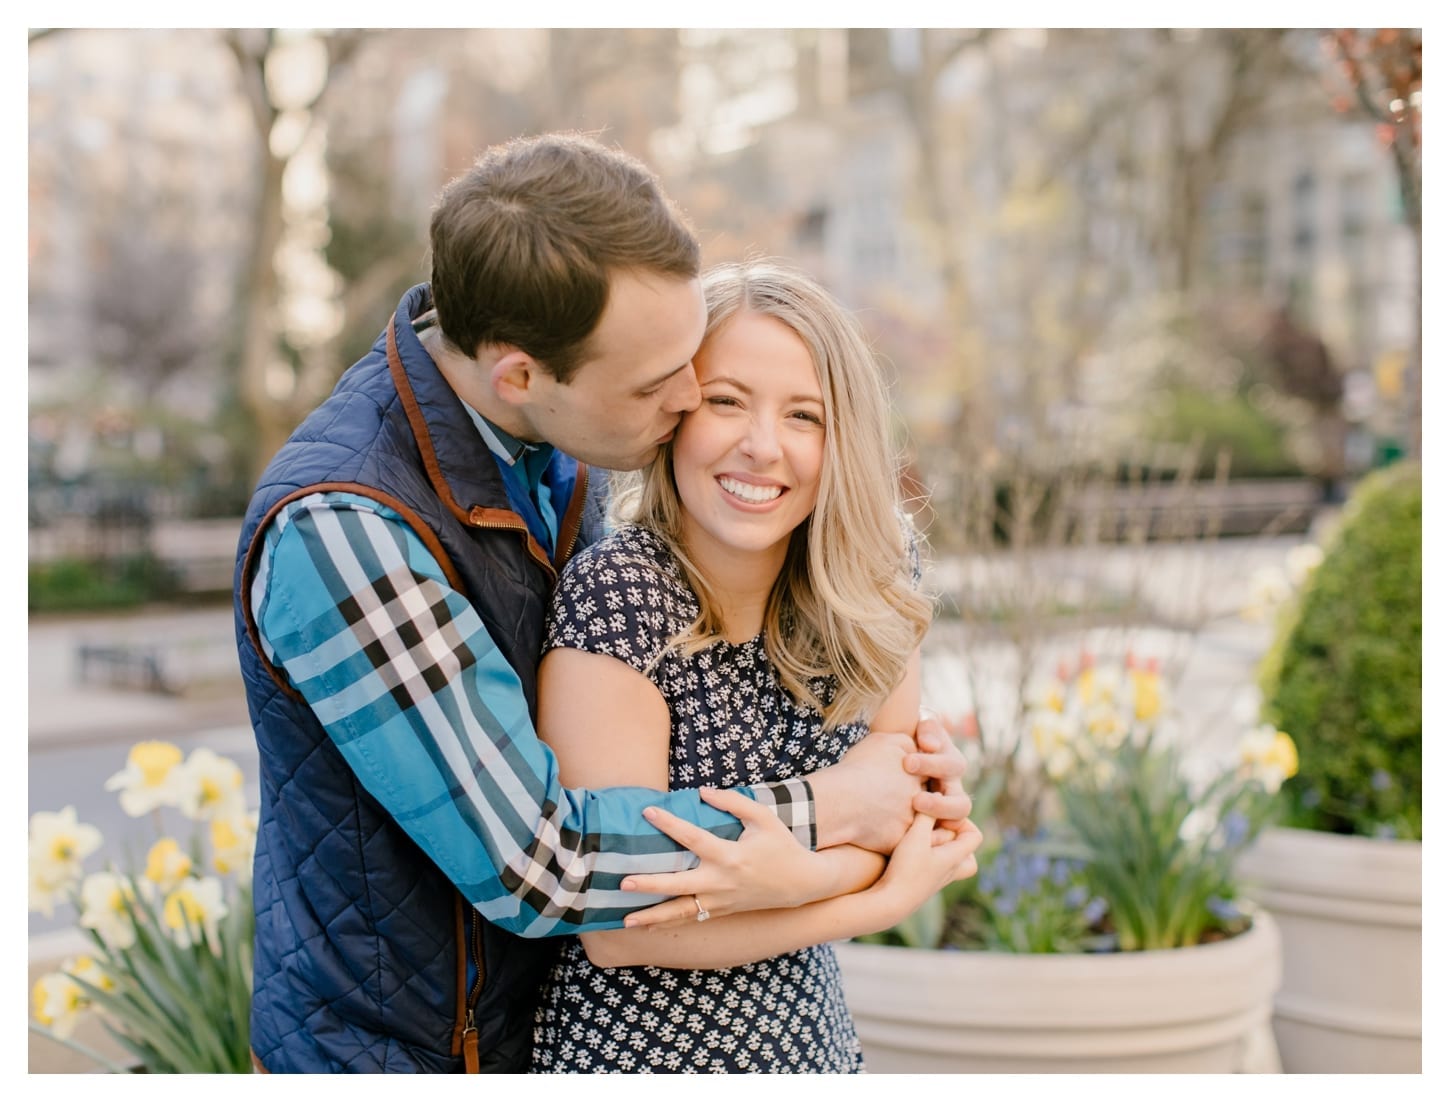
[428, 132, 700, 382]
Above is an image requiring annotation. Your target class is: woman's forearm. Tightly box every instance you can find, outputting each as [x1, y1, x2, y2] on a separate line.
[582, 883, 901, 970]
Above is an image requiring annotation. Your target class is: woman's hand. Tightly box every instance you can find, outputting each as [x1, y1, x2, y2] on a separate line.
[871, 812, 983, 926]
[618, 787, 871, 928]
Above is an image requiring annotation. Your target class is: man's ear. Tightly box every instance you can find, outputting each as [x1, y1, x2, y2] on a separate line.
[490, 349, 541, 407]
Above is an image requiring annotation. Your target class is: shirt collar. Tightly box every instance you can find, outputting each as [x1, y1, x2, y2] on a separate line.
[460, 401, 554, 470]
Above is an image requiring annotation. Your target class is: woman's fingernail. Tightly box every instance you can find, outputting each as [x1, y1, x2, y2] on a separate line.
[643, 807, 660, 822]
[624, 916, 638, 927]
[621, 878, 637, 891]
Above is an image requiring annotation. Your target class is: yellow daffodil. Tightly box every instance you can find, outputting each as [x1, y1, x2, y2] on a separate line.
[210, 812, 259, 885]
[144, 837, 193, 893]
[33, 971, 87, 1039]
[162, 876, 229, 950]
[78, 871, 139, 950]
[174, 748, 245, 822]
[104, 741, 184, 817]
[1238, 724, 1300, 793]
[28, 806, 103, 916]
[1128, 667, 1164, 722]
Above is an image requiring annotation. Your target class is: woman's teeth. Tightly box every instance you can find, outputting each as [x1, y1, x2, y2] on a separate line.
[718, 476, 783, 504]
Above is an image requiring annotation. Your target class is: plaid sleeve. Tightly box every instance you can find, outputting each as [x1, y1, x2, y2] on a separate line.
[252, 493, 817, 936]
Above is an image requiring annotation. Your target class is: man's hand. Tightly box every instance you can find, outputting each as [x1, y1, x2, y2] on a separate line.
[906, 710, 972, 833]
[808, 729, 925, 853]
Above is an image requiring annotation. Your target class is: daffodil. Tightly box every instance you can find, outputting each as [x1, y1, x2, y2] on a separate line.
[173, 748, 245, 822]
[64, 954, 115, 996]
[144, 837, 193, 893]
[162, 876, 229, 950]
[210, 811, 258, 885]
[1238, 724, 1299, 793]
[1241, 566, 1291, 623]
[1029, 710, 1075, 779]
[1085, 701, 1128, 749]
[78, 870, 139, 950]
[33, 970, 88, 1039]
[104, 740, 184, 817]
[28, 806, 103, 915]
[1128, 667, 1164, 722]
[1285, 543, 1324, 587]
[1027, 675, 1066, 714]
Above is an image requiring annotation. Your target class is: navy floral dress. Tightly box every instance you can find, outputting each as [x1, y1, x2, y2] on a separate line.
[530, 525, 868, 1074]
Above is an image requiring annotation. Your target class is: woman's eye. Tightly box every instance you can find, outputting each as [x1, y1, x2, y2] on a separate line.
[790, 410, 824, 425]
[706, 396, 740, 408]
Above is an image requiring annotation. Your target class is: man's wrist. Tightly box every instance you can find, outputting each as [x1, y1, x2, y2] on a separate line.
[807, 764, 858, 850]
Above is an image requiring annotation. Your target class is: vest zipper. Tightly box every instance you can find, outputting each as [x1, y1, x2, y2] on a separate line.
[555, 466, 588, 568]
[466, 509, 557, 580]
[463, 913, 484, 1073]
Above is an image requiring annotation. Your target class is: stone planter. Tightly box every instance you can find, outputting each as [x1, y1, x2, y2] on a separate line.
[835, 912, 1282, 1073]
[1237, 826, 1421, 1073]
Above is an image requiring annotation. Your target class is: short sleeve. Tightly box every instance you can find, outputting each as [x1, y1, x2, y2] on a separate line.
[544, 529, 695, 676]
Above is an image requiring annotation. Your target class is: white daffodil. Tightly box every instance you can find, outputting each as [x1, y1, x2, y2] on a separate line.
[1029, 709, 1076, 779]
[162, 876, 229, 951]
[173, 748, 245, 822]
[211, 812, 258, 886]
[78, 870, 139, 950]
[1241, 566, 1291, 623]
[1285, 543, 1325, 587]
[33, 970, 88, 1039]
[1237, 724, 1300, 794]
[143, 837, 193, 894]
[1085, 701, 1128, 750]
[1075, 665, 1122, 709]
[1179, 804, 1216, 844]
[104, 740, 185, 817]
[28, 806, 103, 916]
[1026, 674, 1067, 714]
[64, 954, 115, 997]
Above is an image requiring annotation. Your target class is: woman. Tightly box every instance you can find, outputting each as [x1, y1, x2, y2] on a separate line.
[530, 261, 980, 1073]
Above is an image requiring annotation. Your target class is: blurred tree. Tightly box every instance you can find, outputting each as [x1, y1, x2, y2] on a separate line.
[1325, 28, 1421, 458]
[223, 29, 369, 480]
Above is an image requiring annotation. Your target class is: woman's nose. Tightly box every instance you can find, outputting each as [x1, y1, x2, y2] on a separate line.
[740, 418, 782, 463]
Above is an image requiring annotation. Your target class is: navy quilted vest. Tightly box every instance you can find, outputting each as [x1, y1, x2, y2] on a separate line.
[234, 284, 607, 1073]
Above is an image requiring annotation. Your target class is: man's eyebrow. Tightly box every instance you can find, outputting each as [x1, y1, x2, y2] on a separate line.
[637, 362, 692, 393]
[704, 376, 824, 405]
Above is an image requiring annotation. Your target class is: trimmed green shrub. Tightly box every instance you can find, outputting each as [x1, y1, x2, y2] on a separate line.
[28, 555, 178, 613]
[1258, 462, 1421, 839]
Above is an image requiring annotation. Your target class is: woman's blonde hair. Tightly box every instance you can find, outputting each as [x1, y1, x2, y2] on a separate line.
[613, 260, 933, 728]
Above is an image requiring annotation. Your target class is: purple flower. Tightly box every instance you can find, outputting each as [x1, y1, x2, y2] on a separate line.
[1064, 885, 1088, 910]
[1207, 896, 1244, 923]
[1050, 859, 1072, 886]
[1082, 898, 1108, 925]
[1373, 823, 1398, 839]
[1221, 811, 1250, 849]
[1371, 770, 1392, 792]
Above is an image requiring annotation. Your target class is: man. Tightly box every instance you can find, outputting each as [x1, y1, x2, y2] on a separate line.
[235, 132, 972, 1073]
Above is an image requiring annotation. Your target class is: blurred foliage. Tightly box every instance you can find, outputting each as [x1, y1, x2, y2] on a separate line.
[29, 556, 178, 613]
[1258, 461, 1421, 839]
[1142, 389, 1302, 479]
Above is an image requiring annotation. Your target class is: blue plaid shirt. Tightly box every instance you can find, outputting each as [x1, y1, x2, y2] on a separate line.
[250, 488, 816, 935]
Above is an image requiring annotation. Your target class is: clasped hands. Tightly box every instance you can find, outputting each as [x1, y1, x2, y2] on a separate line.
[621, 711, 981, 929]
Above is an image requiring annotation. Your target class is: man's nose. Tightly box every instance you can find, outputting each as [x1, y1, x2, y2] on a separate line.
[663, 366, 701, 414]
